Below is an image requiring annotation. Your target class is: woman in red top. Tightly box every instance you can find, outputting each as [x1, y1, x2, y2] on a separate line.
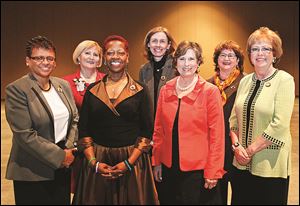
[63, 40, 105, 194]
[152, 41, 225, 204]
[63, 40, 105, 111]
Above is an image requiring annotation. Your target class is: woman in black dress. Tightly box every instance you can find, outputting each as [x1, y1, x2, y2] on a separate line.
[72, 35, 159, 205]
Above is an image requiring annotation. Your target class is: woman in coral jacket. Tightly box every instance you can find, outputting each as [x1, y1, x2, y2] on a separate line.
[152, 40, 225, 205]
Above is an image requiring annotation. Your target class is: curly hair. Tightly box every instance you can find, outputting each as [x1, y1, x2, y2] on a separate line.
[213, 40, 244, 72]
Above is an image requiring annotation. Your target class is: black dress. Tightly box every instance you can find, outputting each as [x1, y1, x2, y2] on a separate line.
[72, 74, 159, 205]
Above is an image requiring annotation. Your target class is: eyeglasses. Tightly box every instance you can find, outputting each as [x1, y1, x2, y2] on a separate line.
[219, 53, 236, 60]
[250, 47, 273, 54]
[30, 56, 56, 63]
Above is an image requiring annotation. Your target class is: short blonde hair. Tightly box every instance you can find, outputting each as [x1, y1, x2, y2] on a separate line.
[72, 40, 103, 67]
[246, 27, 283, 65]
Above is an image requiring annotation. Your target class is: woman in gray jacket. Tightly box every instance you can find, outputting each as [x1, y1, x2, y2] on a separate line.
[139, 26, 177, 116]
[5, 36, 78, 205]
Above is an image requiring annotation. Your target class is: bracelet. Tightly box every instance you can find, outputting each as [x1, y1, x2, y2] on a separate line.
[124, 159, 133, 172]
[95, 161, 99, 173]
[88, 157, 96, 166]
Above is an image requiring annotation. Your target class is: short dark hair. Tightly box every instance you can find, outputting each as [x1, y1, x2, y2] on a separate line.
[173, 41, 203, 69]
[103, 35, 129, 53]
[213, 40, 244, 72]
[26, 36, 56, 57]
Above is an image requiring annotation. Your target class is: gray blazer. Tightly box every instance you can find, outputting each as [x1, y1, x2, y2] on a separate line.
[139, 55, 176, 115]
[5, 73, 78, 181]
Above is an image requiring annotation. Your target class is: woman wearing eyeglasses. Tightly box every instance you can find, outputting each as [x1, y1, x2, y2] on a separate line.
[207, 40, 245, 205]
[229, 27, 295, 205]
[5, 36, 78, 204]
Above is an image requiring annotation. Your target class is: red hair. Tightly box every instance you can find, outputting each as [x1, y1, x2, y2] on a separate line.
[103, 35, 129, 53]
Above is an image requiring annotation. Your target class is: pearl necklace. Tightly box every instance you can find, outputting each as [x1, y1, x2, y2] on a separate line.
[176, 74, 198, 91]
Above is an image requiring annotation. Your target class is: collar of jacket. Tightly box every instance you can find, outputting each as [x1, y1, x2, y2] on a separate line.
[164, 75, 206, 103]
[89, 72, 143, 116]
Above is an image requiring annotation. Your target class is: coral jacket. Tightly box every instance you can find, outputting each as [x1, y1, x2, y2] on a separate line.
[152, 76, 225, 179]
[63, 69, 105, 111]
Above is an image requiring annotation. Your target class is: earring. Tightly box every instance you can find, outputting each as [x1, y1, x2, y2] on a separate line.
[272, 57, 276, 63]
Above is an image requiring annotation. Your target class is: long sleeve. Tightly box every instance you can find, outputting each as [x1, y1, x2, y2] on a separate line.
[262, 75, 295, 147]
[151, 87, 165, 166]
[138, 86, 154, 139]
[204, 86, 226, 179]
[78, 86, 92, 139]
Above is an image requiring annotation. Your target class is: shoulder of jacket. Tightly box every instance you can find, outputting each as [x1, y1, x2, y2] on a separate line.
[6, 74, 31, 89]
[277, 69, 294, 81]
[140, 61, 151, 70]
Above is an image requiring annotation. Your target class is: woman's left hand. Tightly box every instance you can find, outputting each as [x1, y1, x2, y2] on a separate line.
[234, 145, 251, 166]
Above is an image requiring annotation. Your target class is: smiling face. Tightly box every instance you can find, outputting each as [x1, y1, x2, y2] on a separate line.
[176, 49, 199, 78]
[104, 40, 129, 74]
[78, 46, 101, 69]
[250, 41, 274, 70]
[217, 49, 239, 73]
[26, 47, 56, 79]
[148, 31, 170, 61]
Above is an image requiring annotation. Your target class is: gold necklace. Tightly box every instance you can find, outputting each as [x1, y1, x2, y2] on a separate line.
[106, 77, 128, 99]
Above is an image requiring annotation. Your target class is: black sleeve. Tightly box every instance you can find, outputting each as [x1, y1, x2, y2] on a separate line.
[138, 85, 154, 139]
[78, 85, 94, 139]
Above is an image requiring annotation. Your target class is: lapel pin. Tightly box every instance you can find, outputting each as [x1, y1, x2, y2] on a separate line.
[130, 85, 136, 90]
[57, 86, 63, 92]
[161, 76, 166, 81]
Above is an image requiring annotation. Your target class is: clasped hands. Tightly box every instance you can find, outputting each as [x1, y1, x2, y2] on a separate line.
[233, 144, 253, 166]
[96, 161, 129, 180]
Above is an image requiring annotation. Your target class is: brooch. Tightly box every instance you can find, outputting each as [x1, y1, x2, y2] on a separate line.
[130, 84, 136, 90]
[73, 78, 86, 92]
[57, 86, 63, 93]
[161, 76, 166, 81]
[265, 82, 271, 87]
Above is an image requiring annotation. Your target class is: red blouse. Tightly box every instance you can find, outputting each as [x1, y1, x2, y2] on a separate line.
[63, 69, 105, 111]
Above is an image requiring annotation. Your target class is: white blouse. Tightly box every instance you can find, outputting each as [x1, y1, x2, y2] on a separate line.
[42, 84, 69, 143]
